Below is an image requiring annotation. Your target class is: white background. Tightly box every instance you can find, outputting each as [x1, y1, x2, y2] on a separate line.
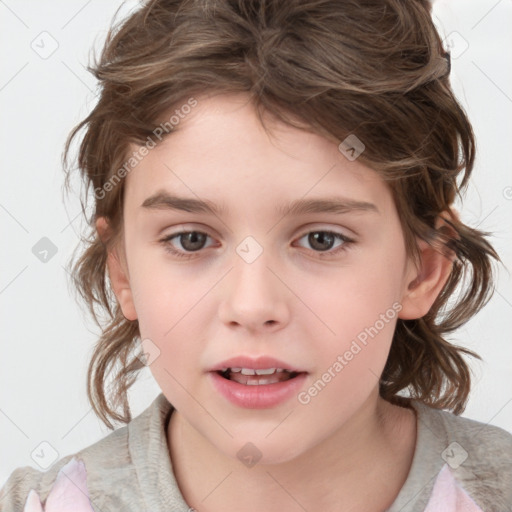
[1, 0, 511, 487]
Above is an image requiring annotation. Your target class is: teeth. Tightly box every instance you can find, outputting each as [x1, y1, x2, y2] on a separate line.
[221, 368, 291, 380]
[243, 368, 279, 375]
[230, 367, 288, 375]
[255, 368, 277, 375]
[246, 377, 275, 385]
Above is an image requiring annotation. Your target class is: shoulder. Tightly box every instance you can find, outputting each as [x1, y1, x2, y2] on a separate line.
[0, 394, 170, 512]
[413, 400, 512, 510]
[417, 401, 512, 467]
[0, 426, 131, 512]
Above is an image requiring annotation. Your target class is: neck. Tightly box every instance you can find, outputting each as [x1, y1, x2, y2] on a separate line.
[167, 391, 417, 512]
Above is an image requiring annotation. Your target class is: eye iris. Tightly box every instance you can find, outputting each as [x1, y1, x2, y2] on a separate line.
[309, 232, 335, 251]
[181, 232, 206, 251]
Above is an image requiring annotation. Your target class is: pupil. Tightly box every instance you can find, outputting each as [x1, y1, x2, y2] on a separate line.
[309, 232, 334, 251]
[181, 232, 206, 251]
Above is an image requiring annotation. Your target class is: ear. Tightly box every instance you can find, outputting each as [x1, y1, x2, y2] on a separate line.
[398, 213, 457, 320]
[96, 217, 138, 321]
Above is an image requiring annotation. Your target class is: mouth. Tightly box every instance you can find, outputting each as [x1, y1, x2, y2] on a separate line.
[216, 367, 303, 386]
[208, 357, 309, 408]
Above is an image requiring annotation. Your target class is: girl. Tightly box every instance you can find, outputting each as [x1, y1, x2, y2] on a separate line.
[1, 0, 511, 511]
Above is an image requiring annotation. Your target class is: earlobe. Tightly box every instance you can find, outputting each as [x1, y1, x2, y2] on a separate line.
[96, 217, 138, 322]
[398, 216, 456, 321]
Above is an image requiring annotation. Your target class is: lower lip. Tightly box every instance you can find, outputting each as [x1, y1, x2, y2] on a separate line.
[208, 371, 308, 409]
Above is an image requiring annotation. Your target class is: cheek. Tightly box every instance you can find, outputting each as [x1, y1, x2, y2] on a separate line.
[310, 247, 405, 319]
[299, 245, 406, 370]
[127, 243, 200, 330]
[131, 269, 209, 407]
[127, 254, 207, 368]
[296, 270, 401, 420]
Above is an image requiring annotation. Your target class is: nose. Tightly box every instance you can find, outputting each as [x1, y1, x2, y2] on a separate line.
[218, 250, 290, 333]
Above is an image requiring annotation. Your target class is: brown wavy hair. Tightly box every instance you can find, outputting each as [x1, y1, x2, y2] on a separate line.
[63, 0, 499, 429]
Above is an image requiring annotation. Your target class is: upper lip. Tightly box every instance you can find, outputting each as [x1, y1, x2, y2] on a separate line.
[209, 356, 307, 373]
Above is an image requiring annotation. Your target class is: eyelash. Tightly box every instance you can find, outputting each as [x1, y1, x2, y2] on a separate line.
[158, 229, 355, 260]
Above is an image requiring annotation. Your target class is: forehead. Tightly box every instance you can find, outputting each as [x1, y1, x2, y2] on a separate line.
[123, 93, 393, 217]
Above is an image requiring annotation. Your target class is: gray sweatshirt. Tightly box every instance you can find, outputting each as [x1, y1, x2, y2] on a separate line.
[1, 393, 511, 512]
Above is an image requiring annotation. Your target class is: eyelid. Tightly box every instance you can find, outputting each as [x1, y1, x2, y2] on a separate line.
[159, 223, 218, 240]
[294, 223, 357, 239]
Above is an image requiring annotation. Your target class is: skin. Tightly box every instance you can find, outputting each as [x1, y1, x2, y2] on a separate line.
[98, 92, 453, 512]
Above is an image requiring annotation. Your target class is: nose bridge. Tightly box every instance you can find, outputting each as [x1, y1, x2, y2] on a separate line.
[218, 235, 289, 329]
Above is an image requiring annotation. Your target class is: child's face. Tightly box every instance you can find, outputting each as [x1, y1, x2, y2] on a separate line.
[115, 92, 418, 462]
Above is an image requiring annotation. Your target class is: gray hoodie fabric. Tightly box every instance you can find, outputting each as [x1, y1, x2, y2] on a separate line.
[1, 393, 511, 512]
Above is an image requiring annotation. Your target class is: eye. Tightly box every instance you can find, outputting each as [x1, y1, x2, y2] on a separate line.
[159, 230, 215, 259]
[159, 228, 355, 260]
[294, 230, 355, 256]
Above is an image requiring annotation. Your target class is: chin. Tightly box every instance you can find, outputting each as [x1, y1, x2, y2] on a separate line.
[220, 432, 311, 467]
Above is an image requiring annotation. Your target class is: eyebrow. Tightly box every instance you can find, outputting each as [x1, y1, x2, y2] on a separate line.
[141, 192, 227, 215]
[140, 191, 379, 217]
[276, 197, 379, 217]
